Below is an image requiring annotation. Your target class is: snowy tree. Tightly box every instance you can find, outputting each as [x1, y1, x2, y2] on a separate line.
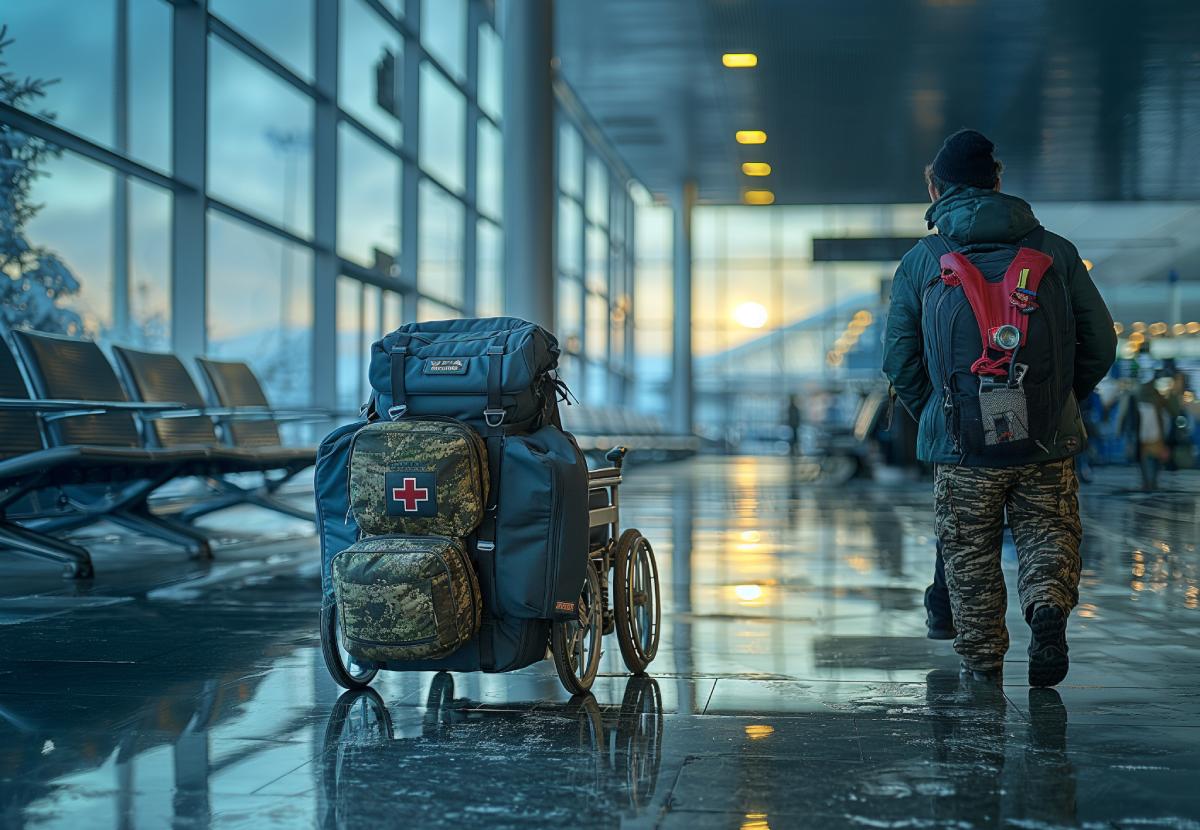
[0, 25, 84, 335]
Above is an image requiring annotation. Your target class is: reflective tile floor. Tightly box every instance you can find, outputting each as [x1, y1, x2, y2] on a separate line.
[1, 459, 1199, 829]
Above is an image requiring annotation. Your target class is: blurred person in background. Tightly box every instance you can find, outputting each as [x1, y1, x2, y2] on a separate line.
[1137, 372, 1171, 491]
[785, 394, 803, 457]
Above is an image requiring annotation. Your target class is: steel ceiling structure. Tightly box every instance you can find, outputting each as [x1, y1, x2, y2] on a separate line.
[556, 0, 1200, 206]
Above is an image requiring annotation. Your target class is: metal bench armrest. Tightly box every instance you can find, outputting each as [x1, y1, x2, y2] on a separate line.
[0, 398, 192, 421]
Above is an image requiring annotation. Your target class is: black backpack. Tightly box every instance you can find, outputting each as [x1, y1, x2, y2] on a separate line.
[919, 230, 1075, 461]
[367, 316, 562, 432]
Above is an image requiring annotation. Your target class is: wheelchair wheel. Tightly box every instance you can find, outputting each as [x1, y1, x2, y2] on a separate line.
[552, 562, 603, 695]
[423, 671, 456, 730]
[613, 530, 661, 674]
[320, 602, 379, 690]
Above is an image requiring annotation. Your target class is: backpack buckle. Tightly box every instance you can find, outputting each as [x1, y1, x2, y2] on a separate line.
[387, 404, 407, 420]
[483, 408, 506, 428]
[1010, 363, 1029, 388]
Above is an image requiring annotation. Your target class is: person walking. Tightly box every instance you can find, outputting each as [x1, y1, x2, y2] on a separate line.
[883, 129, 1117, 686]
[1136, 372, 1171, 490]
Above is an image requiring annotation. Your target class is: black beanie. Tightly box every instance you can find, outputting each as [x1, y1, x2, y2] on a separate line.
[932, 129, 997, 189]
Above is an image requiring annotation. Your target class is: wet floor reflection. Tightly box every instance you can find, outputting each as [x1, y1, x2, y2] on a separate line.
[1, 458, 1199, 827]
[319, 675, 664, 828]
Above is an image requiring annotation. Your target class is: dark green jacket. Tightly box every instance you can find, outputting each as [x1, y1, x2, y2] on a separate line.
[882, 186, 1117, 465]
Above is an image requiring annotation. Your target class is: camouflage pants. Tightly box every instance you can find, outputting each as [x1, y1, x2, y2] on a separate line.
[934, 459, 1082, 671]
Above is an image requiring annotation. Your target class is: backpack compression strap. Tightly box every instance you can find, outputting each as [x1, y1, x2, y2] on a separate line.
[388, 333, 411, 418]
[937, 246, 1054, 377]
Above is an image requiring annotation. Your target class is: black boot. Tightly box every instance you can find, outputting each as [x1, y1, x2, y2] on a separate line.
[925, 585, 956, 640]
[925, 545, 955, 639]
[1028, 605, 1069, 688]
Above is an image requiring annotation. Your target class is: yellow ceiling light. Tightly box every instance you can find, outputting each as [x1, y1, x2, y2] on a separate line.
[733, 301, 769, 329]
[722, 53, 758, 68]
[1174, 323, 1187, 336]
[1149, 321, 1168, 336]
[1082, 258, 1094, 271]
[742, 162, 772, 177]
[1113, 322, 1124, 335]
[743, 189, 775, 205]
[1132, 321, 1146, 333]
[736, 130, 767, 144]
[1187, 322, 1200, 334]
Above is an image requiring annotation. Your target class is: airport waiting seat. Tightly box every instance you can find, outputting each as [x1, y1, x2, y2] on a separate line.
[9, 329, 219, 566]
[113, 346, 315, 522]
[561, 405, 699, 461]
[0, 335, 210, 578]
[195, 358, 290, 450]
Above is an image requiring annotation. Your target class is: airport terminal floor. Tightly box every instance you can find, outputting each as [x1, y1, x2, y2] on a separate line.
[1, 457, 1198, 829]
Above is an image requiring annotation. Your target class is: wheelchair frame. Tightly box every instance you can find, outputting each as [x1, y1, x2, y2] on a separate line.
[550, 446, 662, 694]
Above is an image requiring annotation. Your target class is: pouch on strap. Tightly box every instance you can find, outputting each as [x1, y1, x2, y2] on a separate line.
[388, 334, 411, 419]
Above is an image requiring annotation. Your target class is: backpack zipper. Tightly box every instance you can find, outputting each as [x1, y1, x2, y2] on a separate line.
[544, 453, 561, 613]
[929, 285, 967, 454]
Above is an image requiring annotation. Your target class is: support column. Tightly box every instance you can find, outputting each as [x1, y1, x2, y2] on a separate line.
[400, 0, 422, 323]
[463, 0, 482, 314]
[113, 0, 130, 339]
[312, 0, 338, 411]
[671, 180, 696, 435]
[1169, 268, 1182, 327]
[170, 0, 207, 363]
[501, 0, 555, 329]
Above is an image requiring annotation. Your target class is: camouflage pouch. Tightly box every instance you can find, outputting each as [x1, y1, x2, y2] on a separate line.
[332, 535, 481, 662]
[349, 417, 488, 537]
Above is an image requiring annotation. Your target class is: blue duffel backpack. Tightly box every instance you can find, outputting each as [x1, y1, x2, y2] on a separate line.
[315, 317, 590, 690]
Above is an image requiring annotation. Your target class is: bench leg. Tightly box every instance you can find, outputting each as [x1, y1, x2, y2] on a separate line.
[177, 492, 244, 523]
[0, 521, 94, 579]
[178, 475, 315, 524]
[247, 493, 315, 522]
[108, 507, 214, 561]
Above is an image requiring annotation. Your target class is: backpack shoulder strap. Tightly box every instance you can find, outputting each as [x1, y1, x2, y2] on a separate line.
[920, 233, 955, 260]
[919, 234, 955, 291]
[1016, 226, 1047, 252]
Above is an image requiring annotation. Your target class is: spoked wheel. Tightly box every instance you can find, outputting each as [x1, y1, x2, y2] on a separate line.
[552, 562, 603, 695]
[320, 602, 379, 690]
[613, 530, 661, 674]
[614, 532, 662, 676]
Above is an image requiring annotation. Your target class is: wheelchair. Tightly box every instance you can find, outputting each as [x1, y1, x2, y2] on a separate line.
[551, 446, 662, 694]
[320, 446, 661, 695]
